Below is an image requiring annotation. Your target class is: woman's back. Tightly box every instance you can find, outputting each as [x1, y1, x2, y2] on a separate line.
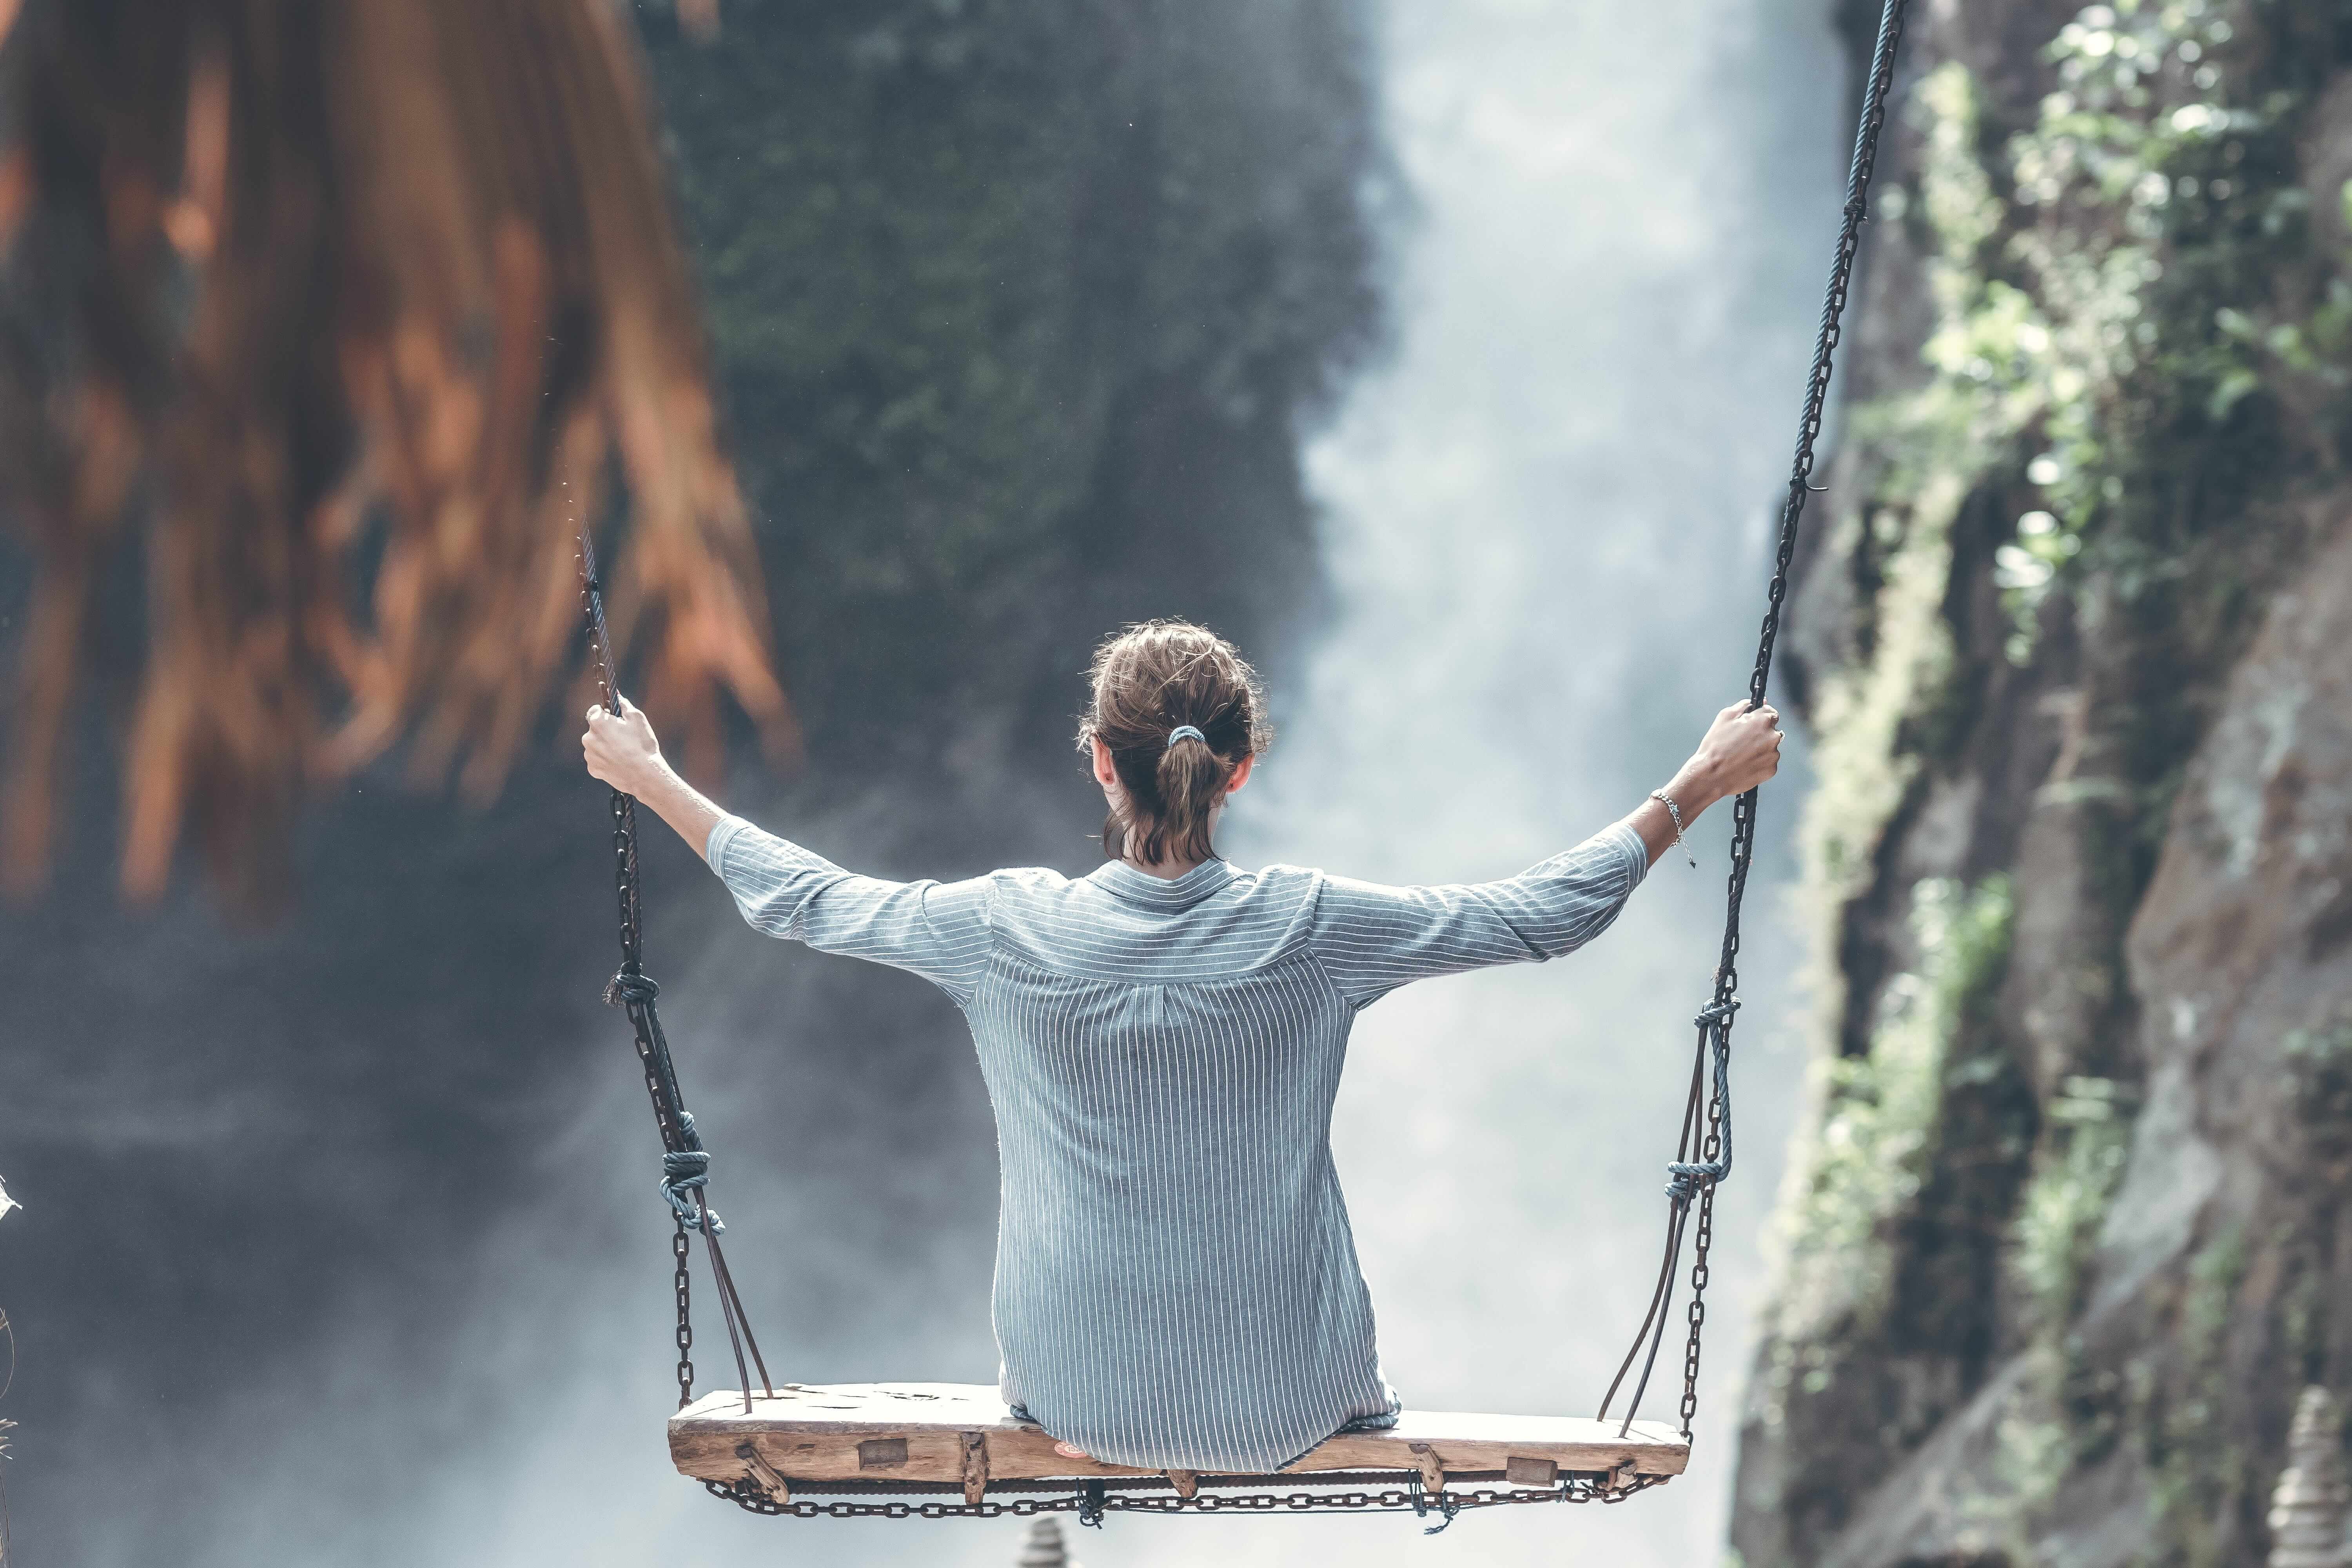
[982, 861, 1375, 1474]
[708, 816, 1647, 1471]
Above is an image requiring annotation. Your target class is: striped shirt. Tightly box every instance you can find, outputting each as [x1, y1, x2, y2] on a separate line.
[706, 814, 1651, 1473]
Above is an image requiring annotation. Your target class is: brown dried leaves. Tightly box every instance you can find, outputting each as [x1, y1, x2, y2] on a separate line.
[1, 0, 791, 904]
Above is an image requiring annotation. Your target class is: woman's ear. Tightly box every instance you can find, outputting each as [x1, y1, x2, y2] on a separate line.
[1091, 736, 1120, 790]
[1227, 753, 1256, 795]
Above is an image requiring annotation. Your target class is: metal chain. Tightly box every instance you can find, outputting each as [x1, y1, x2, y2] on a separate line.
[611, 786, 646, 993]
[672, 1219, 696, 1408]
[1602, 0, 1911, 1443]
[1679, 1118, 1717, 1436]
[575, 529, 772, 1414]
[593, 757, 705, 1405]
[704, 1470, 1668, 1523]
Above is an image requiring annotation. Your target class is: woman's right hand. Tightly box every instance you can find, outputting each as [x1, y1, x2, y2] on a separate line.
[582, 695, 668, 798]
[1681, 699, 1784, 808]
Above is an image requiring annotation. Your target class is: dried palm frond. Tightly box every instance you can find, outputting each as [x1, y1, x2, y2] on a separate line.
[0, 0, 791, 904]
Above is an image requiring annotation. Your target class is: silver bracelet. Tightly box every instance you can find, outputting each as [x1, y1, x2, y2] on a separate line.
[1650, 789, 1697, 868]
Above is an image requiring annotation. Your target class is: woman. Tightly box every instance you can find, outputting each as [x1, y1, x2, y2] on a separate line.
[581, 619, 1782, 1475]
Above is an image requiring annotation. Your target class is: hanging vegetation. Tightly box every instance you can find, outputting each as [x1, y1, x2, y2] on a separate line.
[0, 0, 789, 903]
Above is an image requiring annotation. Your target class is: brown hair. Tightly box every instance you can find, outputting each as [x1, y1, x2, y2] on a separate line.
[1076, 621, 1273, 866]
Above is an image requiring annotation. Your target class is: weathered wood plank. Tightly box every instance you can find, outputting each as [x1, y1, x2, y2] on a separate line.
[670, 1383, 1688, 1490]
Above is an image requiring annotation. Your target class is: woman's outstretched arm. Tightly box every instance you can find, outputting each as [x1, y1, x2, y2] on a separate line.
[581, 698, 993, 1004]
[1307, 699, 1787, 1007]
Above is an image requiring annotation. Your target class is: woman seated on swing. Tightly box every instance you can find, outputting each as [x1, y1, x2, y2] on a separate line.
[581, 619, 1782, 1476]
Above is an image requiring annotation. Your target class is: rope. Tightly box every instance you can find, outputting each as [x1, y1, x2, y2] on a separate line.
[1664, 1002, 1739, 1203]
[1598, 0, 1911, 1444]
[662, 1114, 721, 1232]
[606, 971, 659, 1007]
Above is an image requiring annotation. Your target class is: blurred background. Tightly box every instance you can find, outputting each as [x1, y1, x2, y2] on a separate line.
[15, 0, 2350, 1564]
[0, 1, 1846, 1562]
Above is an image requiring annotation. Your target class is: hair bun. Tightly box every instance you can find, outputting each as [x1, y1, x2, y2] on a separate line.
[1076, 620, 1272, 865]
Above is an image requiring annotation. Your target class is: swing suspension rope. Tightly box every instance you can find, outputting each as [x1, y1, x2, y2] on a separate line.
[577, 530, 774, 1417]
[586, 0, 1907, 1517]
[1597, 0, 1911, 1442]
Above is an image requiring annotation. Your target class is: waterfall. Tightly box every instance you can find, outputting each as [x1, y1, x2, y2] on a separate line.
[0, 3, 1845, 1563]
[1206, 3, 1845, 1563]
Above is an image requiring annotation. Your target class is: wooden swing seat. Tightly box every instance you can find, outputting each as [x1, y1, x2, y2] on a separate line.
[671, 1383, 1688, 1504]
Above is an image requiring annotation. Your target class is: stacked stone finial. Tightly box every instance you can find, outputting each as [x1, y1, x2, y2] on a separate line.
[2269, 1386, 2351, 1568]
[1017, 1515, 1078, 1568]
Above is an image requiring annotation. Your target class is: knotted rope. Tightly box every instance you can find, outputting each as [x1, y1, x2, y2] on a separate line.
[660, 1112, 722, 1232]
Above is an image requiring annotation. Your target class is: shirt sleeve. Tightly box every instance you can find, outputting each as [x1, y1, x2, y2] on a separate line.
[705, 815, 994, 1007]
[1308, 821, 1650, 1008]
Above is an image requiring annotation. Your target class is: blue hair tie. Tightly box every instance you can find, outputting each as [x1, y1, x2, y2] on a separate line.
[1165, 725, 1206, 749]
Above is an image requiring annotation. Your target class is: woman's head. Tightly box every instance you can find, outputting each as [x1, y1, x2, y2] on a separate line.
[1077, 621, 1272, 866]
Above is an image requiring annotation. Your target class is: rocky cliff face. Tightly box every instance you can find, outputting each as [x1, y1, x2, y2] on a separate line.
[1730, 0, 2352, 1564]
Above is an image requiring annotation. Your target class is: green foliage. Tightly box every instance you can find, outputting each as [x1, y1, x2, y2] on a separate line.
[1977, 1340, 2076, 1547]
[2011, 1075, 2134, 1325]
[2147, 1225, 2251, 1568]
[1883, 1, 2342, 669]
[1795, 475, 1961, 988]
[1780, 876, 2015, 1343]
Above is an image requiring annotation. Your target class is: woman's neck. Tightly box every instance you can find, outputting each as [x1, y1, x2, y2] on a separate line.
[1122, 851, 1207, 880]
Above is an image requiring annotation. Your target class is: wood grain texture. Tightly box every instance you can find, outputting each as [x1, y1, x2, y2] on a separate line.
[669, 1383, 1690, 1489]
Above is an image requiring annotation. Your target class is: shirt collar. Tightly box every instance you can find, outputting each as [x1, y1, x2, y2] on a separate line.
[1087, 856, 1239, 909]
